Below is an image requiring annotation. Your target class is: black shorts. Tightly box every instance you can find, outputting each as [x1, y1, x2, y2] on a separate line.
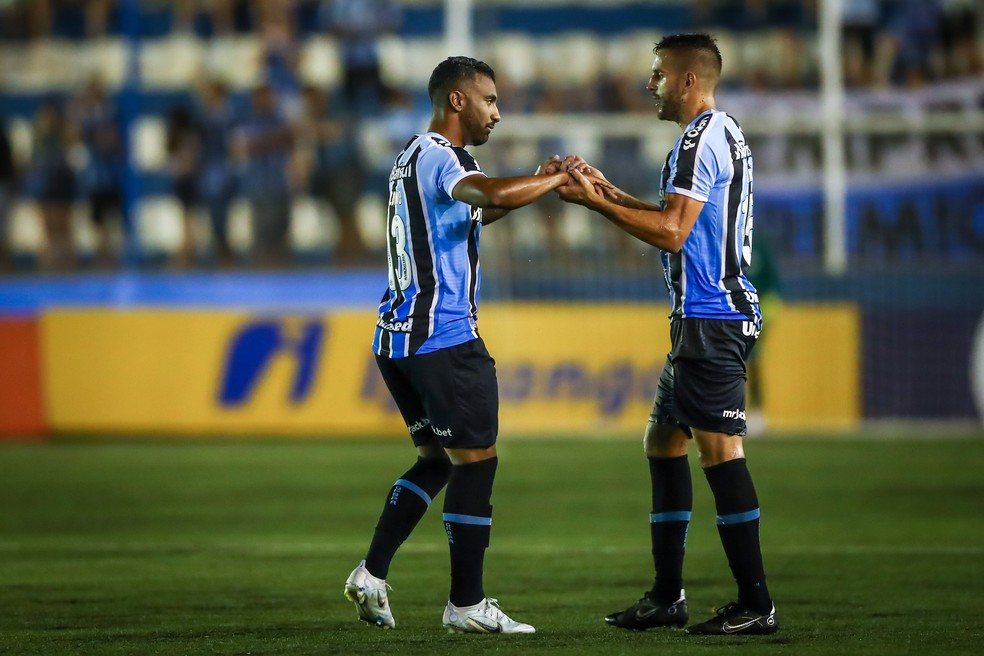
[650, 318, 759, 436]
[374, 337, 498, 449]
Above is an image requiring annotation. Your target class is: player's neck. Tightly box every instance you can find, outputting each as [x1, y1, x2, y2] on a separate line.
[428, 117, 464, 147]
[678, 98, 716, 130]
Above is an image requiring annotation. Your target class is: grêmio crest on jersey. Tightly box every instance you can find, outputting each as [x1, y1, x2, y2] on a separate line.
[373, 133, 487, 358]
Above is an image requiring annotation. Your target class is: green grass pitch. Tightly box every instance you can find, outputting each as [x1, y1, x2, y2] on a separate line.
[2, 433, 983, 655]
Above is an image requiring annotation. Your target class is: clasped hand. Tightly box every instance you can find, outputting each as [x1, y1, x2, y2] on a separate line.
[536, 155, 617, 207]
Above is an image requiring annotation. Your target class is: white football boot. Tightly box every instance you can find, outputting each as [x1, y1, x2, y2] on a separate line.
[442, 597, 536, 634]
[343, 560, 395, 629]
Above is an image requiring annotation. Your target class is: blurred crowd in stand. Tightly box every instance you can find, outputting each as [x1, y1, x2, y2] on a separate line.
[0, 0, 981, 272]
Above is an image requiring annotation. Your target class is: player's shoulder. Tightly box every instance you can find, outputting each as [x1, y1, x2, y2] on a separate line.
[718, 111, 746, 137]
[417, 133, 460, 161]
[678, 111, 744, 155]
[412, 134, 454, 170]
[676, 110, 718, 153]
[693, 109, 742, 134]
[419, 133, 481, 173]
[427, 133, 453, 149]
[420, 132, 466, 157]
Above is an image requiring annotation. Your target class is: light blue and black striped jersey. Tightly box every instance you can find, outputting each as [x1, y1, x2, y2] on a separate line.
[659, 109, 761, 324]
[373, 132, 486, 358]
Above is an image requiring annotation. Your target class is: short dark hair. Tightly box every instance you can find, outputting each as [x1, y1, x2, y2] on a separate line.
[654, 33, 723, 76]
[427, 56, 496, 105]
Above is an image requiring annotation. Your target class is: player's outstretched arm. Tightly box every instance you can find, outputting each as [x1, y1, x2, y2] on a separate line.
[603, 188, 663, 212]
[452, 171, 570, 212]
[482, 155, 583, 225]
[559, 169, 703, 252]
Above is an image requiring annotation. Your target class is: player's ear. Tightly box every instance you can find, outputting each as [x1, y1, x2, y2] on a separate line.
[449, 89, 465, 112]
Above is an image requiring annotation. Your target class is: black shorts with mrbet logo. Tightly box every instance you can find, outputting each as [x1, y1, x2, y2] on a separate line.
[650, 318, 759, 436]
[374, 337, 499, 449]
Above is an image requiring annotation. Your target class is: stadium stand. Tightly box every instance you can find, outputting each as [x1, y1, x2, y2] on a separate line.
[0, 0, 981, 274]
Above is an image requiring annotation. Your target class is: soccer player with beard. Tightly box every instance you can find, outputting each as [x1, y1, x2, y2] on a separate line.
[554, 33, 778, 636]
[344, 56, 576, 634]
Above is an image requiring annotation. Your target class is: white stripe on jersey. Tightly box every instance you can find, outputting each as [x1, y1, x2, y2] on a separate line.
[411, 164, 437, 358]
[404, 146, 420, 358]
[719, 121, 738, 314]
[678, 250, 688, 316]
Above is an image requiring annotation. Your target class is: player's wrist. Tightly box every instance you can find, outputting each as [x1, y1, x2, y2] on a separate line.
[547, 171, 568, 188]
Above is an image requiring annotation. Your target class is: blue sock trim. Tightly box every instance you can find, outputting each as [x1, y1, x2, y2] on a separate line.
[650, 511, 692, 523]
[442, 512, 492, 526]
[716, 508, 761, 525]
[395, 479, 432, 506]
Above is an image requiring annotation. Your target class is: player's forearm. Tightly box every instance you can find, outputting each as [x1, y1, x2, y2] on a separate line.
[606, 190, 662, 212]
[455, 172, 569, 209]
[596, 202, 686, 252]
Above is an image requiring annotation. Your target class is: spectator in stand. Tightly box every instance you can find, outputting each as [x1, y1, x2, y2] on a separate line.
[172, 0, 237, 35]
[165, 104, 203, 267]
[294, 84, 367, 264]
[0, 120, 15, 271]
[194, 78, 238, 266]
[317, 0, 401, 113]
[0, 1, 29, 39]
[26, 101, 76, 271]
[887, 0, 943, 87]
[71, 77, 123, 267]
[841, 0, 881, 87]
[257, 0, 303, 119]
[25, 0, 112, 38]
[939, 0, 983, 78]
[232, 83, 294, 268]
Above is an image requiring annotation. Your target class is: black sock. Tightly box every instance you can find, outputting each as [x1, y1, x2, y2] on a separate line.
[648, 455, 692, 604]
[364, 456, 452, 579]
[443, 457, 497, 607]
[704, 458, 772, 612]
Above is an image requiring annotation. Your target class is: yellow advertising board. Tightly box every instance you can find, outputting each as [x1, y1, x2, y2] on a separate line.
[757, 303, 861, 431]
[41, 308, 401, 435]
[480, 304, 670, 433]
[41, 303, 859, 436]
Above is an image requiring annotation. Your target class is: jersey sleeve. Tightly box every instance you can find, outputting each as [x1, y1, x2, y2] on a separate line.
[432, 145, 486, 200]
[666, 114, 722, 203]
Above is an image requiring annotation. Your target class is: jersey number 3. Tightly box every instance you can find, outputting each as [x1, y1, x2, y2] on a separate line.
[388, 214, 413, 291]
[741, 192, 754, 269]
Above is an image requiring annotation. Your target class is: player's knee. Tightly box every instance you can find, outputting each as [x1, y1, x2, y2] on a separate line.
[417, 443, 449, 462]
[417, 452, 453, 481]
[644, 421, 688, 458]
[643, 420, 656, 454]
[445, 444, 497, 465]
[694, 431, 745, 468]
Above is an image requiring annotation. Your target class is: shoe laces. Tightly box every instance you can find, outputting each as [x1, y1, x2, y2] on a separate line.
[362, 576, 392, 597]
[481, 598, 505, 620]
[714, 601, 741, 617]
[361, 569, 391, 590]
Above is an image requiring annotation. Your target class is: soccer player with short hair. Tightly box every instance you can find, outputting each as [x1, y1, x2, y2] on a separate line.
[343, 56, 573, 634]
[555, 33, 778, 636]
